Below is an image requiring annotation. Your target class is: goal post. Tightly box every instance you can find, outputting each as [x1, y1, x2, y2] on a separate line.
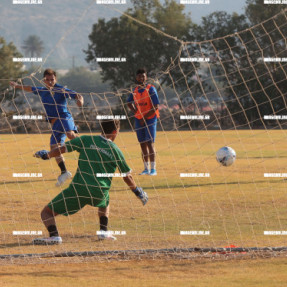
[1, 7, 287, 262]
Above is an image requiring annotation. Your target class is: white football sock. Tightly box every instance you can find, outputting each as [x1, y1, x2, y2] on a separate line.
[144, 162, 150, 170]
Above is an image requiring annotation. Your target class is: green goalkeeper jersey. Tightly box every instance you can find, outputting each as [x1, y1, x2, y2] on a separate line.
[65, 135, 131, 194]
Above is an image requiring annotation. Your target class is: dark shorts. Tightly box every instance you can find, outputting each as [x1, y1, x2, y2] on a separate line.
[47, 184, 109, 216]
[135, 116, 157, 143]
[50, 117, 78, 145]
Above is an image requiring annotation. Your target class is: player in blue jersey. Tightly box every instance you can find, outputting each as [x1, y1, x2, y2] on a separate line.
[10, 69, 84, 186]
[127, 68, 160, 176]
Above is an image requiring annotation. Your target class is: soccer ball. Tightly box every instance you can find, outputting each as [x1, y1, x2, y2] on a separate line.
[216, 146, 236, 166]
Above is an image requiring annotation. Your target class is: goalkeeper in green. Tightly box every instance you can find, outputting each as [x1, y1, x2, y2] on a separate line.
[32, 119, 148, 244]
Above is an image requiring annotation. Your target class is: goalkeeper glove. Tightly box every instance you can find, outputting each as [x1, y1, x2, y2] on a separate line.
[34, 150, 50, 160]
[132, 187, 148, 206]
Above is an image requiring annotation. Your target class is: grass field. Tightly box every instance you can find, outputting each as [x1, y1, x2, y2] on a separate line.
[1, 257, 287, 287]
[1, 130, 287, 285]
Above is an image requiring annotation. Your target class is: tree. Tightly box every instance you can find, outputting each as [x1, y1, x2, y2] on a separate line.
[196, 12, 248, 42]
[245, 0, 286, 26]
[58, 67, 111, 94]
[85, 0, 194, 90]
[194, 5, 287, 128]
[243, 1, 287, 127]
[22, 35, 44, 58]
[0, 37, 24, 92]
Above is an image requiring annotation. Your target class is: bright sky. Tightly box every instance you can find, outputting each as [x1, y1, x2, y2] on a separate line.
[183, 0, 247, 24]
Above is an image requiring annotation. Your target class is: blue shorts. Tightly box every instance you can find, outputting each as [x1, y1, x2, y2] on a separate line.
[135, 116, 157, 143]
[50, 117, 78, 145]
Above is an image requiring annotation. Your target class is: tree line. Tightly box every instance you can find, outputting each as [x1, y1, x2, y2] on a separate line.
[1, 0, 287, 129]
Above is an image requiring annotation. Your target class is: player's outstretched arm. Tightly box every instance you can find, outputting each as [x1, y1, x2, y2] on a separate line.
[10, 81, 32, 93]
[34, 145, 67, 160]
[123, 174, 148, 205]
[123, 173, 137, 190]
[75, 94, 84, 108]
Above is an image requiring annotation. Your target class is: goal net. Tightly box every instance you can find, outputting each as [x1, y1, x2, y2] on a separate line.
[1, 6, 287, 262]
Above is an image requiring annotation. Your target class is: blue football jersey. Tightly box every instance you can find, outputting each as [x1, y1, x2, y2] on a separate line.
[31, 83, 77, 121]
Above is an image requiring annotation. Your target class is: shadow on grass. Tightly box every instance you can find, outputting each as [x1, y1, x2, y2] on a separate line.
[0, 179, 56, 185]
[143, 179, 285, 190]
[0, 242, 32, 248]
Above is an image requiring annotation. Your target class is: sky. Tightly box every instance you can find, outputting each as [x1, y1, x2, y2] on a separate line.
[0, 0, 249, 68]
[183, 0, 247, 24]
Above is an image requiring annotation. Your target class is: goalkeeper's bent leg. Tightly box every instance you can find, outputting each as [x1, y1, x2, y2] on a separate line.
[41, 206, 60, 237]
[97, 206, 116, 240]
[98, 206, 109, 231]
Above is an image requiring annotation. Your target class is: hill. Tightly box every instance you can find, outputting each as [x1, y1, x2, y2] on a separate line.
[0, 0, 125, 68]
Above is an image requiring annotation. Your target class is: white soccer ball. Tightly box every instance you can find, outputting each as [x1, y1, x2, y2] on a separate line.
[216, 146, 236, 167]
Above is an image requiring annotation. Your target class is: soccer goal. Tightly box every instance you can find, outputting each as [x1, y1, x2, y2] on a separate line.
[1, 7, 287, 263]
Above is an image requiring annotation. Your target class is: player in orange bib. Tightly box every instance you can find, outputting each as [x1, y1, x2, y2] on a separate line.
[127, 68, 160, 176]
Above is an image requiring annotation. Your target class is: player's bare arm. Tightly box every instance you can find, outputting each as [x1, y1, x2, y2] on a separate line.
[123, 173, 148, 206]
[10, 81, 32, 92]
[127, 102, 137, 114]
[75, 93, 84, 107]
[123, 173, 137, 190]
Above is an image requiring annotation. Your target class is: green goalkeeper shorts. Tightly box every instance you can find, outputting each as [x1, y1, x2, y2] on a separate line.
[47, 183, 110, 216]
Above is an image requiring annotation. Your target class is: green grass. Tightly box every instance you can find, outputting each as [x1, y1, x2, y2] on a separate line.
[1, 130, 287, 256]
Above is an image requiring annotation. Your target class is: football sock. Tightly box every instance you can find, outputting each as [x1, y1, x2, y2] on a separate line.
[144, 162, 150, 170]
[100, 216, 108, 231]
[58, 161, 67, 174]
[151, 162, 156, 170]
[47, 225, 59, 237]
[132, 188, 141, 196]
